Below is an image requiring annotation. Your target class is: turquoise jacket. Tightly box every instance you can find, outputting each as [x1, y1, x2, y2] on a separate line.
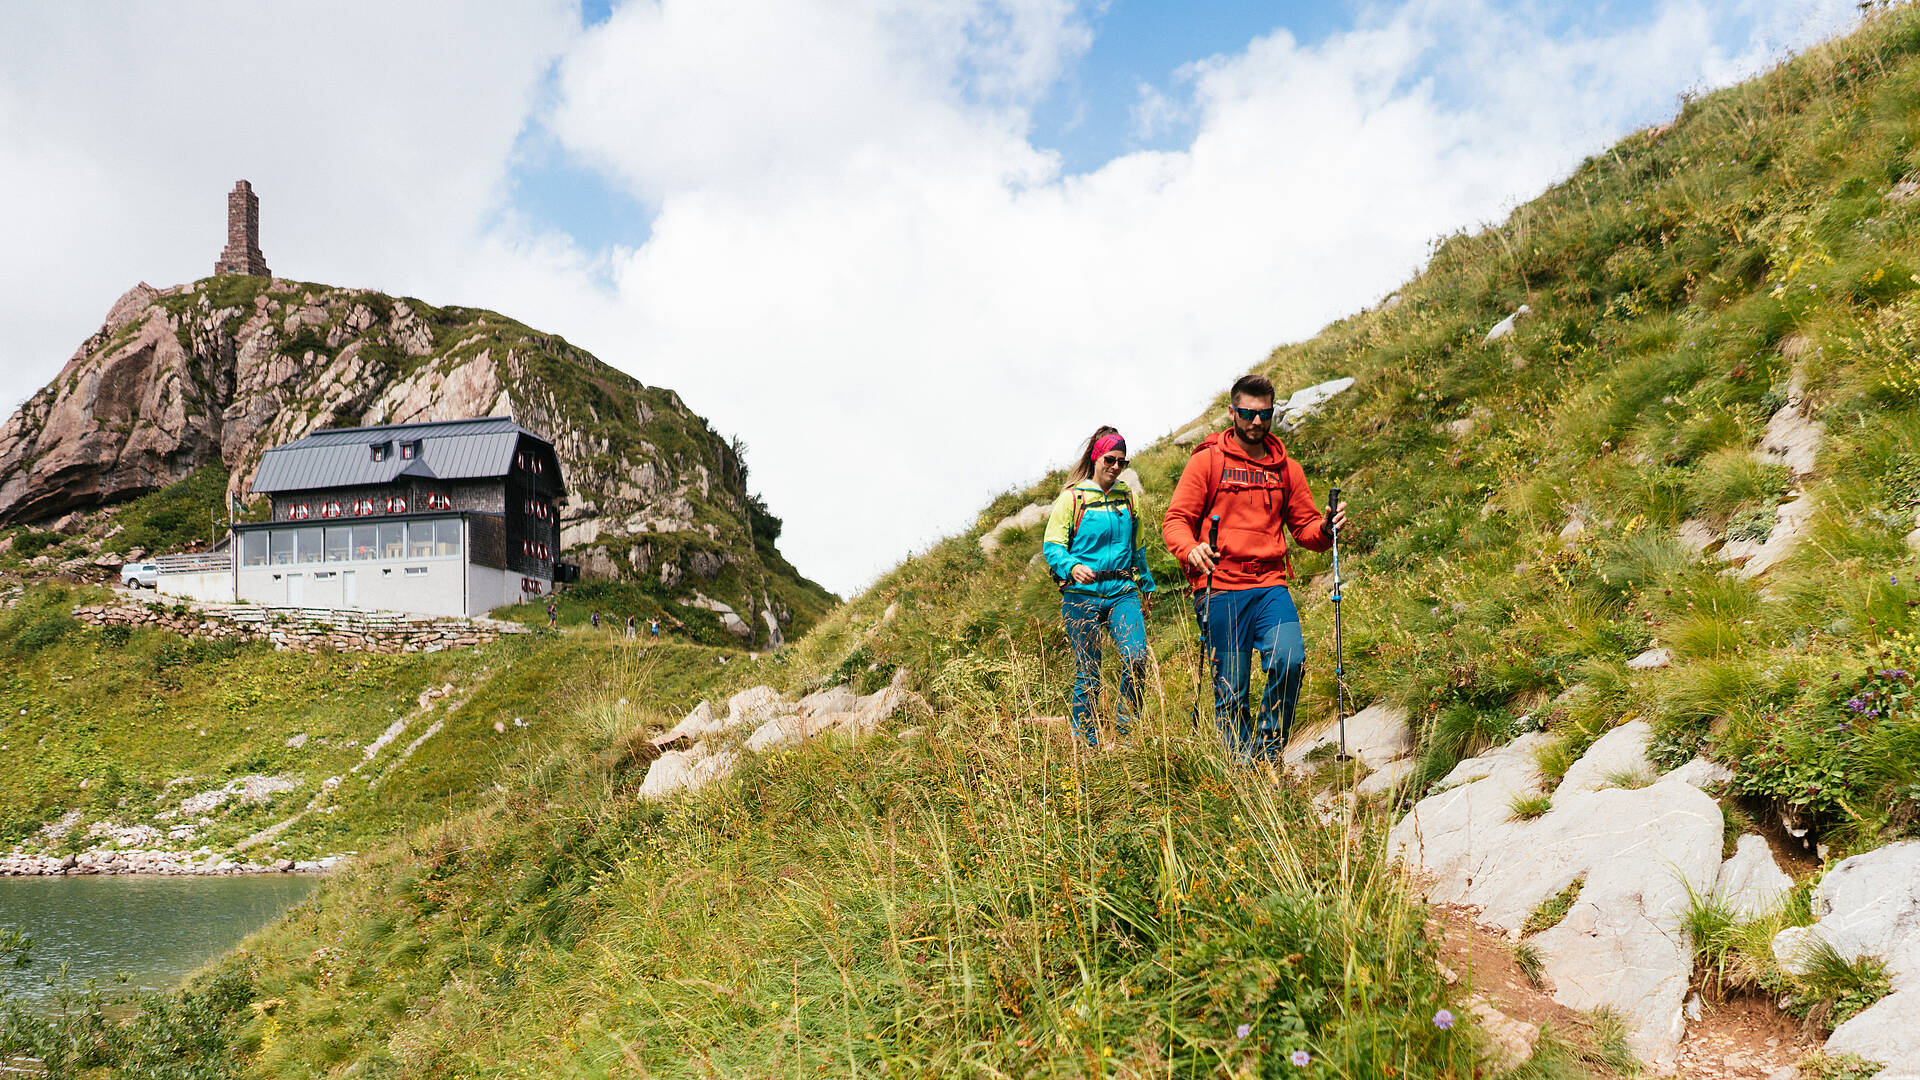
[1042, 480, 1157, 599]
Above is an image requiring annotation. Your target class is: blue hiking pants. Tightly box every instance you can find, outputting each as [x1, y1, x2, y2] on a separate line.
[1061, 590, 1149, 746]
[1193, 585, 1306, 761]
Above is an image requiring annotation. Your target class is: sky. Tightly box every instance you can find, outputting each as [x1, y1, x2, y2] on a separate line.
[0, 0, 1863, 596]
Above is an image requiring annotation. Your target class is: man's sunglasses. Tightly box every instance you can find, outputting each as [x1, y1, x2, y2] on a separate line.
[1234, 406, 1275, 422]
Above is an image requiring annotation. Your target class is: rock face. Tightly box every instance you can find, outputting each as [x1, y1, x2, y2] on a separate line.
[0, 277, 833, 644]
[1390, 721, 1724, 1070]
[637, 673, 930, 800]
[1772, 841, 1920, 1078]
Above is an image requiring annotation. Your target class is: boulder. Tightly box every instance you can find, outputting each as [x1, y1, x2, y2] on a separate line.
[1552, 720, 1654, 801]
[1468, 994, 1539, 1072]
[1662, 756, 1733, 789]
[1627, 648, 1672, 670]
[1356, 757, 1418, 796]
[1283, 702, 1413, 771]
[1772, 841, 1920, 1078]
[1483, 304, 1532, 343]
[1715, 835, 1792, 920]
[1391, 730, 1722, 1069]
[1278, 377, 1356, 431]
[979, 503, 1051, 555]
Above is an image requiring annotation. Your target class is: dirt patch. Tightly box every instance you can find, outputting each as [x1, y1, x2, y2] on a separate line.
[1429, 904, 1823, 1079]
[1675, 993, 1819, 1079]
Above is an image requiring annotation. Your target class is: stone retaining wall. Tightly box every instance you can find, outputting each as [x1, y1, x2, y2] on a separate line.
[72, 599, 527, 654]
[0, 849, 336, 876]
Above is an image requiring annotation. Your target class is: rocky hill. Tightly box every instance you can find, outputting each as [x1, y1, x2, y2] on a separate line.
[0, 275, 833, 645]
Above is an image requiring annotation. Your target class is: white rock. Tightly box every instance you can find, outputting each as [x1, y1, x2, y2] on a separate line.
[1716, 835, 1793, 920]
[1391, 729, 1722, 1069]
[979, 503, 1051, 555]
[797, 685, 859, 717]
[1173, 424, 1207, 445]
[1283, 702, 1413, 771]
[1627, 648, 1672, 670]
[1468, 994, 1540, 1072]
[1483, 304, 1532, 343]
[1663, 756, 1734, 789]
[1757, 404, 1823, 479]
[1676, 519, 1720, 556]
[1429, 732, 1555, 794]
[1551, 720, 1654, 802]
[1559, 514, 1586, 542]
[651, 701, 720, 746]
[1724, 494, 1818, 580]
[1278, 377, 1356, 431]
[1770, 841, 1920, 1077]
[639, 745, 712, 800]
[1356, 758, 1418, 796]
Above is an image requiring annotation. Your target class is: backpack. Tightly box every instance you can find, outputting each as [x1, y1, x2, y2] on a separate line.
[1057, 486, 1140, 587]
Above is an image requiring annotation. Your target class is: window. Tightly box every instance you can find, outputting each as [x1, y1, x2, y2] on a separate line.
[407, 521, 435, 559]
[533, 457, 543, 474]
[242, 532, 268, 567]
[400, 440, 417, 460]
[404, 566, 429, 576]
[325, 527, 351, 562]
[371, 442, 389, 462]
[386, 495, 408, 514]
[269, 530, 297, 565]
[314, 571, 336, 579]
[288, 502, 311, 521]
[352, 524, 378, 560]
[351, 498, 376, 516]
[295, 526, 325, 564]
[424, 492, 451, 510]
[434, 519, 461, 557]
[320, 500, 342, 519]
[378, 522, 404, 559]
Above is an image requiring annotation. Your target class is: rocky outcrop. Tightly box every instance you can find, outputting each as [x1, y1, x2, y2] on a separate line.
[1773, 841, 1920, 1078]
[0, 277, 833, 645]
[636, 674, 929, 800]
[1390, 721, 1725, 1070]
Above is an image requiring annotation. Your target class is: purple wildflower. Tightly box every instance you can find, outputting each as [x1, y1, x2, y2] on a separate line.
[1236, 1023, 1250, 1039]
[1433, 1008, 1455, 1030]
[1291, 1049, 1311, 1066]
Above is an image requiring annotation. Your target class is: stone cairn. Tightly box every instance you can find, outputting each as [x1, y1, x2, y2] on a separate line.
[213, 179, 270, 277]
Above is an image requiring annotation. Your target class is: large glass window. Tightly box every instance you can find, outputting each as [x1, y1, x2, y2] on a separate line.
[352, 525, 378, 561]
[242, 532, 268, 567]
[407, 521, 436, 559]
[296, 527, 324, 564]
[434, 519, 461, 557]
[325, 527, 351, 563]
[379, 523, 404, 560]
[269, 530, 297, 565]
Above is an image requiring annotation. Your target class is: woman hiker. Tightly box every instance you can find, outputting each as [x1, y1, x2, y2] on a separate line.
[1043, 426, 1157, 749]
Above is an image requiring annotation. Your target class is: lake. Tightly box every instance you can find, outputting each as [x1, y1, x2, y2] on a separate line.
[0, 874, 318, 1008]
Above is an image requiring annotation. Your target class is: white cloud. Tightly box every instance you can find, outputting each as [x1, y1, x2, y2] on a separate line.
[0, 0, 1863, 597]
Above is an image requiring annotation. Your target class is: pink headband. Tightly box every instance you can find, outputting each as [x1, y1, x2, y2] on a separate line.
[1090, 433, 1126, 463]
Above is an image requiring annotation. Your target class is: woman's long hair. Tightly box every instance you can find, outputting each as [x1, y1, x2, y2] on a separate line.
[1067, 425, 1121, 485]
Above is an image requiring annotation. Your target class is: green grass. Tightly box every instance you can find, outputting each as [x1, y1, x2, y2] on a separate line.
[1508, 790, 1554, 820]
[1524, 876, 1586, 936]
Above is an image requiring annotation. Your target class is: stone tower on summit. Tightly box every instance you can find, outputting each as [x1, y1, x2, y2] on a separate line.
[213, 180, 271, 277]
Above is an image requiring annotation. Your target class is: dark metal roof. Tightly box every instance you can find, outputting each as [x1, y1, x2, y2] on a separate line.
[251, 416, 565, 495]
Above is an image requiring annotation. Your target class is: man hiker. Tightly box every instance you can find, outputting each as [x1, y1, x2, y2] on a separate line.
[1162, 373, 1349, 761]
[649, 618, 660, 639]
[546, 601, 557, 630]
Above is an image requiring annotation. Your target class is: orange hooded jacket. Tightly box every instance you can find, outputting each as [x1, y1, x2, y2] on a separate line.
[1161, 430, 1331, 592]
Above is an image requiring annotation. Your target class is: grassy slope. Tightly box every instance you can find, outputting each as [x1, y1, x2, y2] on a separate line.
[13, 8, 1920, 1077]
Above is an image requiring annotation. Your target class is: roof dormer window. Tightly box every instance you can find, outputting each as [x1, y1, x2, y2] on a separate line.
[400, 440, 419, 460]
[371, 441, 391, 462]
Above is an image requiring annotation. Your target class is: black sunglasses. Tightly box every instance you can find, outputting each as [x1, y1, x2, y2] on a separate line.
[1098, 454, 1130, 468]
[1234, 406, 1275, 422]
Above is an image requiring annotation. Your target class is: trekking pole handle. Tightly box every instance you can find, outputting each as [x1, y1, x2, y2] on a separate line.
[1327, 486, 1341, 526]
[1207, 514, 1220, 551]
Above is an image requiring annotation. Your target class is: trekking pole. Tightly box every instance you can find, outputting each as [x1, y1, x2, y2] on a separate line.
[1328, 487, 1351, 763]
[1192, 515, 1220, 729]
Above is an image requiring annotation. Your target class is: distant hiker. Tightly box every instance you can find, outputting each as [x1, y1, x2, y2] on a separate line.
[625, 615, 636, 640]
[590, 611, 601, 630]
[546, 601, 557, 630]
[1163, 374, 1349, 761]
[649, 618, 660, 639]
[1043, 426, 1156, 749]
